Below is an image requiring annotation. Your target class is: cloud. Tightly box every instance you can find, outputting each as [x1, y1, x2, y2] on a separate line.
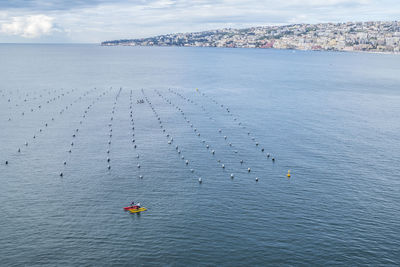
[1, 14, 55, 38]
[0, 0, 117, 11]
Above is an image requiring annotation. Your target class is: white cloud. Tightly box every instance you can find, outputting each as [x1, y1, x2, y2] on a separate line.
[1, 15, 55, 38]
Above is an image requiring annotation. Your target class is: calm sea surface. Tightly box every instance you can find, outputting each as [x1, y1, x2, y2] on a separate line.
[0, 44, 399, 266]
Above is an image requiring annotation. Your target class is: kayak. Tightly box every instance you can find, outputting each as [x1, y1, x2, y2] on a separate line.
[129, 207, 147, 213]
[123, 206, 136, 210]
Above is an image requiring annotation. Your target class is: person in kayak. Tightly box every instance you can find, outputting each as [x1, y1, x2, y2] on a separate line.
[129, 201, 140, 210]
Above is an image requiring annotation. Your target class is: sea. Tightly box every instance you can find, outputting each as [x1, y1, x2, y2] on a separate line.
[0, 44, 399, 266]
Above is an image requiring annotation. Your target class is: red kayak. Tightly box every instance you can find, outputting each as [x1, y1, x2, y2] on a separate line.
[123, 206, 138, 210]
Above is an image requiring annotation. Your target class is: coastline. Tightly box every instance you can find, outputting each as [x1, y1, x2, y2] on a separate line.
[101, 21, 400, 55]
[100, 44, 400, 55]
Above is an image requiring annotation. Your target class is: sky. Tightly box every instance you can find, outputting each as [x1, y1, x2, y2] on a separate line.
[0, 0, 399, 43]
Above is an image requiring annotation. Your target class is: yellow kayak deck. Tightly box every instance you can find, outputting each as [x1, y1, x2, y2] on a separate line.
[129, 207, 147, 213]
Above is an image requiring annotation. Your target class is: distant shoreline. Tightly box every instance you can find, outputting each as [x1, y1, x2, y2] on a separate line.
[102, 21, 400, 54]
[100, 43, 400, 55]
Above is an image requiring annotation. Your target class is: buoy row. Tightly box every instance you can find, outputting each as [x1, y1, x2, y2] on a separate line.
[2, 88, 65, 111]
[167, 89, 255, 165]
[6, 88, 74, 123]
[155, 90, 228, 169]
[164, 88, 286, 180]
[129, 89, 142, 177]
[59, 87, 113, 176]
[141, 89, 204, 183]
[106, 87, 122, 170]
[1, 88, 61, 102]
[198, 88, 287, 176]
[3, 87, 100, 166]
[28, 88, 97, 151]
[175, 88, 279, 166]
[168, 88, 208, 116]
[155, 89, 261, 180]
[193, 89, 277, 161]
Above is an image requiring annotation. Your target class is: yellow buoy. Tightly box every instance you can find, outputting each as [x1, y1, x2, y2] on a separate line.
[287, 170, 291, 178]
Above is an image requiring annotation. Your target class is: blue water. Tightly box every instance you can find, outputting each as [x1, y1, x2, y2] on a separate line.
[0, 44, 399, 266]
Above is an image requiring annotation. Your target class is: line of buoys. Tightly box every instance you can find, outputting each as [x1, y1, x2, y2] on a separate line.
[105, 87, 122, 171]
[166, 89, 260, 180]
[163, 89, 261, 180]
[5, 88, 75, 123]
[3, 87, 101, 166]
[158, 89, 256, 181]
[171, 88, 291, 181]
[129, 89, 143, 179]
[142, 89, 203, 183]
[194, 89, 278, 162]
[57, 87, 113, 176]
[2, 88, 47, 108]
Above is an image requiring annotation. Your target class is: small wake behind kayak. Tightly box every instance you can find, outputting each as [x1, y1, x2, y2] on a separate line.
[129, 207, 147, 213]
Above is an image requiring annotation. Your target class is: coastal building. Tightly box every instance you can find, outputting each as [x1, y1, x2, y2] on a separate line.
[101, 21, 400, 53]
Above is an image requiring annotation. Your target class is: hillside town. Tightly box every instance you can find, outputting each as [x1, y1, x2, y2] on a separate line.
[102, 21, 400, 52]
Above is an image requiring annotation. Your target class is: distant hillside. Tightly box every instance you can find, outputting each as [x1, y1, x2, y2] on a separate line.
[102, 21, 400, 53]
